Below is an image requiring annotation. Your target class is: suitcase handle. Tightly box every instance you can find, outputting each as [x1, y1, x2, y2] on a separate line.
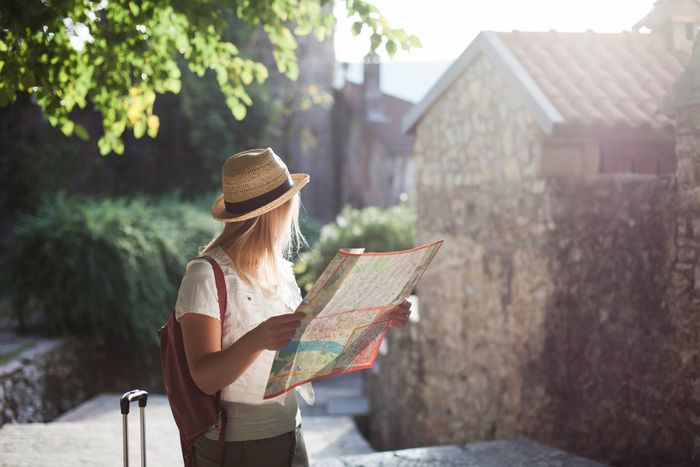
[121, 389, 148, 467]
[121, 389, 148, 414]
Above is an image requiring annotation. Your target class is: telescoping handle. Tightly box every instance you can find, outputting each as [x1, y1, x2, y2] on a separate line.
[121, 389, 149, 467]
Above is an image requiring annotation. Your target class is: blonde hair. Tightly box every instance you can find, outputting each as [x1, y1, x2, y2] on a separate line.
[199, 192, 308, 295]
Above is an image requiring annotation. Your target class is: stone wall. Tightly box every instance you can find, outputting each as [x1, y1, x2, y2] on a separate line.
[366, 175, 695, 466]
[532, 177, 689, 467]
[367, 179, 553, 448]
[413, 54, 543, 189]
[365, 49, 699, 466]
[672, 110, 700, 305]
[0, 337, 163, 426]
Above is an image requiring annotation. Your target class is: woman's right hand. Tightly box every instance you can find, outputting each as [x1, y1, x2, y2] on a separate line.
[249, 311, 305, 351]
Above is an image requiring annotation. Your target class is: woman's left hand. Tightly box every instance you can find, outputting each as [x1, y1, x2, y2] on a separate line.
[386, 298, 412, 328]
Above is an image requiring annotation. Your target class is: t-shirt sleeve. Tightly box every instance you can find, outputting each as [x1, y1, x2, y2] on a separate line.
[175, 259, 221, 322]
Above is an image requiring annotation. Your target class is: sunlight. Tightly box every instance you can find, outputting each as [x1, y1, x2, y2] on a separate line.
[335, 0, 656, 62]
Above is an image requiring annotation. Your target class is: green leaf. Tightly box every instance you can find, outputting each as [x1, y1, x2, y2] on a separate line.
[409, 35, 423, 48]
[254, 63, 269, 83]
[240, 67, 253, 85]
[60, 119, 75, 136]
[352, 22, 363, 37]
[74, 123, 90, 140]
[175, 33, 189, 54]
[226, 96, 247, 120]
[133, 119, 146, 138]
[113, 138, 125, 155]
[294, 22, 314, 36]
[285, 61, 299, 81]
[385, 40, 396, 57]
[370, 33, 381, 51]
[147, 115, 159, 137]
[98, 136, 111, 156]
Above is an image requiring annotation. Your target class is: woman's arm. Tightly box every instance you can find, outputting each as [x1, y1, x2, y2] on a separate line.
[180, 311, 304, 395]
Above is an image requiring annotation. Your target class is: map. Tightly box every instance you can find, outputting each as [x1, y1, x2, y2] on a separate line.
[263, 240, 444, 399]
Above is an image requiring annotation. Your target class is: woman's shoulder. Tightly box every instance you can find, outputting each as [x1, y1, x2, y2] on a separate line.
[175, 256, 220, 321]
[183, 256, 216, 280]
[195, 246, 239, 275]
[180, 248, 238, 286]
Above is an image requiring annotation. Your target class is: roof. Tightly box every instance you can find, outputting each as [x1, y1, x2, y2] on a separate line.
[402, 30, 689, 135]
[633, 0, 700, 31]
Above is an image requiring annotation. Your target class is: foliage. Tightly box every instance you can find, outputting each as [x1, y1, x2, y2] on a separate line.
[0, 46, 277, 216]
[178, 60, 278, 187]
[0, 94, 86, 217]
[0, 0, 421, 155]
[7, 192, 221, 346]
[297, 214, 323, 255]
[294, 201, 416, 293]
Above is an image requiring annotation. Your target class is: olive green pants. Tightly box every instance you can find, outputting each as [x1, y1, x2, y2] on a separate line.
[194, 425, 309, 467]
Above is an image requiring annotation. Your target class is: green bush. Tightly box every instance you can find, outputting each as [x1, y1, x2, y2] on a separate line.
[7, 191, 220, 346]
[296, 214, 323, 256]
[294, 201, 416, 293]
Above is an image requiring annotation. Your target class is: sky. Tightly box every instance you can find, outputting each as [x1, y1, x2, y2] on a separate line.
[334, 0, 657, 63]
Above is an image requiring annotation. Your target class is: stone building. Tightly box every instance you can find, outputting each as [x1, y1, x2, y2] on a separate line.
[331, 54, 416, 209]
[366, 2, 700, 466]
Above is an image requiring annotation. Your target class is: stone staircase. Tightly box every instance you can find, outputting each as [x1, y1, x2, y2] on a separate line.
[0, 371, 607, 466]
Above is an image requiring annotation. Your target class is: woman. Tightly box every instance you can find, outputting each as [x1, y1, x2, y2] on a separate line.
[174, 147, 412, 466]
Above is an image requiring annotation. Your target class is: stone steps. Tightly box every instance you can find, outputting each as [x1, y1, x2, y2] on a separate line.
[315, 439, 609, 466]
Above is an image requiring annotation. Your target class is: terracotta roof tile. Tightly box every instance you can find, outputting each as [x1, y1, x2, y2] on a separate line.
[498, 31, 688, 130]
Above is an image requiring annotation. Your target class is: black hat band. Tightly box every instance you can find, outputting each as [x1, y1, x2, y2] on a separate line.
[224, 178, 293, 215]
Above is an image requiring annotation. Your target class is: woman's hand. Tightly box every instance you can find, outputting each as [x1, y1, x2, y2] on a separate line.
[248, 311, 305, 351]
[385, 298, 412, 328]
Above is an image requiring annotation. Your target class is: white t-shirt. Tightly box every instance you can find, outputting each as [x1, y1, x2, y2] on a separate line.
[173, 245, 313, 440]
[175, 247, 314, 441]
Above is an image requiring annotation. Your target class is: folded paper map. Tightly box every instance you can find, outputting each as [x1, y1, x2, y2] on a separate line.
[263, 239, 444, 399]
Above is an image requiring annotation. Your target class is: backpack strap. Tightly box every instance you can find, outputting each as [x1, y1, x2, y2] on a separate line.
[195, 255, 229, 466]
[197, 255, 227, 326]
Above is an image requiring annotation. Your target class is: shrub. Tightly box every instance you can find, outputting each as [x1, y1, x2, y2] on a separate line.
[7, 191, 220, 347]
[294, 201, 416, 293]
[296, 214, 323, 256]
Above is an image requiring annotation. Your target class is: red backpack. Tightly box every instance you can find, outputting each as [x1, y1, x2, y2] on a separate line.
[158, 255, 228, 466]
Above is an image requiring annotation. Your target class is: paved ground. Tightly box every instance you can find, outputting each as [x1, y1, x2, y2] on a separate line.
[0, 372, 373, 466]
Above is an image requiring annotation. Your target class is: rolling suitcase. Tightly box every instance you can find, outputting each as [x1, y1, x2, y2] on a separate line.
[120, 389, 149, 467]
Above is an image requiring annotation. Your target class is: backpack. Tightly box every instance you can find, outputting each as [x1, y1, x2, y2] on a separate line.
[158, 255, 228, 467]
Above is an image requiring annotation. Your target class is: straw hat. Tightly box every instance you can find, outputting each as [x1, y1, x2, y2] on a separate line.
[211, 147, 309, 222]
